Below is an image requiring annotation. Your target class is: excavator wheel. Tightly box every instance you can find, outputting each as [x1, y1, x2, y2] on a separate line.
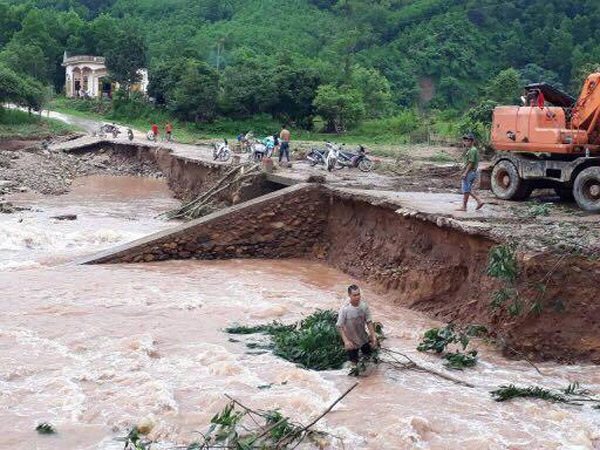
[574, 167, 600, 212]
[491, 160, 532, 200]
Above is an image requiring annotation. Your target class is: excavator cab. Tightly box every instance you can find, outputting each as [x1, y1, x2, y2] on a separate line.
[491, 83, 585, 154]
[490, 75, 600, 211]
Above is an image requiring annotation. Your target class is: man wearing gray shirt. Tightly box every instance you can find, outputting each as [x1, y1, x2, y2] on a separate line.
[336, 284, 378, 364]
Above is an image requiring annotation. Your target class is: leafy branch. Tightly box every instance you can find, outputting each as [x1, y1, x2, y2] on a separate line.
[416, 324, 483, 370]
[490, 382, 600, 409]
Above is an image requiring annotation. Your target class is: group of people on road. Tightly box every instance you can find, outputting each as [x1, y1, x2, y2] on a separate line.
[236, 125, 293, 164]
[151, 121, 173, 142]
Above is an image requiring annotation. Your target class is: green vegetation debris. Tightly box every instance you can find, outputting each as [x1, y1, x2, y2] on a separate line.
[490, 382, 600, 410]
[491, 384, 567, 403]
[35, 422, 56, 435]
[486, 244, 518, 282]
[527, 203, 552, 217]
[443, 351, 478, 370]
[417, 324, 483, 370]
[226, 309, 384, 371]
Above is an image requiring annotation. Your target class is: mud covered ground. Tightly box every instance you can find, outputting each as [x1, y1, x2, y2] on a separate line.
[0, 137, 164, 199]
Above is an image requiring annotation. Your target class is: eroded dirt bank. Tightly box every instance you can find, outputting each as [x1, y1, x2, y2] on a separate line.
[68, 142, 282, 207]
[0, 138, 163, 197]
[321, 192, 600, 363]
[79, 180, 600, 363]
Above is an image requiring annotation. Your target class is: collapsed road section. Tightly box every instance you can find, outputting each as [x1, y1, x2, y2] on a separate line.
[72, 179, 600, 364]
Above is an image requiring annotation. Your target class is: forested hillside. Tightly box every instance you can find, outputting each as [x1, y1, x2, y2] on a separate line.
[1, 0, 600, 135]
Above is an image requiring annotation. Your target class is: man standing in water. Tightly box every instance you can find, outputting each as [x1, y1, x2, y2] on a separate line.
[279, 124, 291, 165]
[457, 134, 485, 211]
[337, 284, 378, 365]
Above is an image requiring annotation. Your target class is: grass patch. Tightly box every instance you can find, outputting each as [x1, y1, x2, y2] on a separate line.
[0, 108, 78, 139]
[226, 309, 384, 371]
[427, 150, 455, 163]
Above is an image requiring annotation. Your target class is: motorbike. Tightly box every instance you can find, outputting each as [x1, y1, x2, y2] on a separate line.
[338, 145, 374, 172]
[325, 142, 341, 172]
[212, 139, 232, 162]
[127, 128, 134, 141]
[101, 123, 120, 138]
[251, 136, 275, 161]
[240, 132, 255, 153]
[306, 147, 327, 166]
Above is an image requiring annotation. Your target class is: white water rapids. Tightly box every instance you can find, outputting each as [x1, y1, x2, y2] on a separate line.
[0, 175, 599, 449]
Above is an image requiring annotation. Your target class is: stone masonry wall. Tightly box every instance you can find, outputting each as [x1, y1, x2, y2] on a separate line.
[79, 184, 327, 264]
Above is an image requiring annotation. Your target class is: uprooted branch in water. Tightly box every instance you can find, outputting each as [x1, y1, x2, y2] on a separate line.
[121, 382, 359, 450]
[161, 163, 261, 220]
[226, 309, 475, 386]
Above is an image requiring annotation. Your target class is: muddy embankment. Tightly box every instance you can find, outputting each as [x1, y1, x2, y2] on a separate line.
[67, 142, 283, 205]
[321, 191, 600, 363]
[74, 163, 600, 364]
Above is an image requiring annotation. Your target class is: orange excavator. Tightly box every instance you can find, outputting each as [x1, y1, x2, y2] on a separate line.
[490, 73, 600, 211]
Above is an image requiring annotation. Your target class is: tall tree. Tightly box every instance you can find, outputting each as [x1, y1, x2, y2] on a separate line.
[105, 22, 147, 91]
[168, 59, 219, 122]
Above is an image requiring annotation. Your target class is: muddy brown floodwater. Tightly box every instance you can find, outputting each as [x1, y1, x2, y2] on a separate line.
[1, 176, 599, 450]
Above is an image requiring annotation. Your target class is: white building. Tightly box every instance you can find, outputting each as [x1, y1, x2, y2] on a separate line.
[62, 52, 148, 98]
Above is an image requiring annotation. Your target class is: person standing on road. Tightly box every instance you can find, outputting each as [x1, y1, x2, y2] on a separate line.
[166, 123, 173, 142]
[337, 285, 378, 366]
[279, 124, 291, 164]
[151, 122, 158, 141]
[457, 134, 485, 211]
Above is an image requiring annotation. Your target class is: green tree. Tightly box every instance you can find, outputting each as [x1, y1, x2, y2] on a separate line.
[147, 57, 187, 105]
[105, 22, 147, 91]
[0, 40, 48, 81]
[349, 65, 392, 118]
[271, 63, 320, 126]
[313, 84, 365, 132]
[487, 68, 521, 104]
[220, 57, 277, 117]
[168, 59, 219, 122]
[520, 64, 563, 89]
[0, 63, 46, 110]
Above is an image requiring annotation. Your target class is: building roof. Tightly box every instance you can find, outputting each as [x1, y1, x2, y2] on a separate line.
[62, 52, 106, 67]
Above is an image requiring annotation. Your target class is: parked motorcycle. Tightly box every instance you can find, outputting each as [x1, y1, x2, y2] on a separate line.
[306, 147, 326, 166]
[241, 131, 255, 153]
[101, 123, 120, 138]
[127, 128, 134, 141]
[212, 139, 232, 162]
[325, 142, 341, 172]
[251, 136, 275, 161]
[338, 145, 374, 172]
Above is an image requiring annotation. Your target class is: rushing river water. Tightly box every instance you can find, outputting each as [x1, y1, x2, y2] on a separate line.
[1, 176, 599, 450]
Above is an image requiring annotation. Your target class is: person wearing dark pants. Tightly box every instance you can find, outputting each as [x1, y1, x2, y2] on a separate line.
[337, 284, 378, 365]
[279, 124, 291, 164]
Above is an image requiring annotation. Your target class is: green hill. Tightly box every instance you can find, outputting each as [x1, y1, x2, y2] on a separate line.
[1, 0, 600, 135]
